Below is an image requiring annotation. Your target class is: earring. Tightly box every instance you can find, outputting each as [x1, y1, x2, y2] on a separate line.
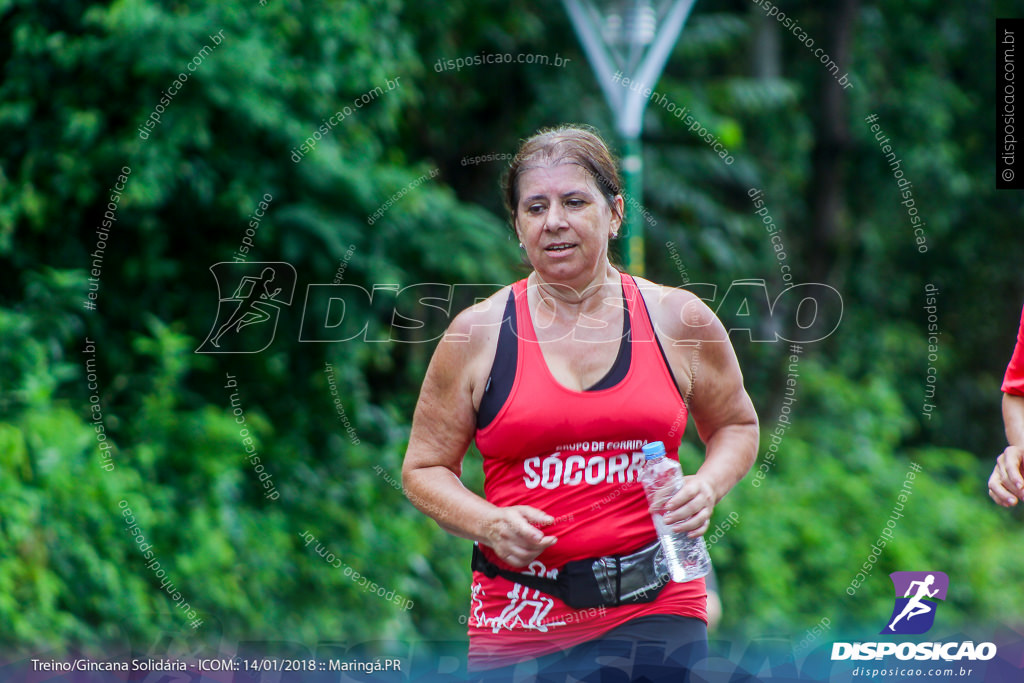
[519, 242, 524, 249]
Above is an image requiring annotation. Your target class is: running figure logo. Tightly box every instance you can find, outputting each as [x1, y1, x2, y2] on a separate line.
[471, 560, 567, 634]
[881, 571, 949, 635]
[196, 262, 296, 353]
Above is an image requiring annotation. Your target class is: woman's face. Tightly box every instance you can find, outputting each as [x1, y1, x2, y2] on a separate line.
[514, 163, 622, 286]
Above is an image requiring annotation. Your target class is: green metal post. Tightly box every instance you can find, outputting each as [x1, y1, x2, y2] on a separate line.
[622, 135, 644, 276]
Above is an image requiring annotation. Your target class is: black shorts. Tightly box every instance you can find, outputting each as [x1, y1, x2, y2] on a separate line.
[469, 615, 708, 683]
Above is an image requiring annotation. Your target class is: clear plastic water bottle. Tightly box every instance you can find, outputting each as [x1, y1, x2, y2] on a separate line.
[639, 441, 712, 583]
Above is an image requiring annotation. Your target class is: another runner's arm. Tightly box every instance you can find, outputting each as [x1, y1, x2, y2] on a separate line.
[402, 303, 557, 567]
[989, 392, 1024, 506]
[1005, 393, 1024, 449]
[990, 308, 1024, 507]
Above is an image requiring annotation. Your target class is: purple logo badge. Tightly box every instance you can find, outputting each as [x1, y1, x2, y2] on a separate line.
[881, 571, 949, 635]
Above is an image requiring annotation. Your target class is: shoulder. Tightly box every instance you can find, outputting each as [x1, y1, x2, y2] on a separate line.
[630, 275, 727, 345]
[445, 283, 514, 347]
[428, 284, 514, 399]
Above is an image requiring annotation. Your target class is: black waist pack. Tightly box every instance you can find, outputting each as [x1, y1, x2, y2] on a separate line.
[471, 541, 671, 609]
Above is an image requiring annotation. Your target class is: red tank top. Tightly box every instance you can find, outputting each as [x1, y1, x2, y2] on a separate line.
[1003, 303, 1024, 396]
[468, 272, 706, 669]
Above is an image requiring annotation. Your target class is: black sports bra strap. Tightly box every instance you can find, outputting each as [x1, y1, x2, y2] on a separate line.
[476, 289, 518, 430]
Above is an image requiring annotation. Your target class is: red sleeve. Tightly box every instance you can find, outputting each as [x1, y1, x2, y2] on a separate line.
[1002, 304, 1024, 396]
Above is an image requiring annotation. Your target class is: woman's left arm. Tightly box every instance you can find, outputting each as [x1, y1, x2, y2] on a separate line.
[653, 287, 760, 538]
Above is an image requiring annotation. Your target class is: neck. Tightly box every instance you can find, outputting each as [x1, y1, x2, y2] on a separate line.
[530, 261, 621, 315]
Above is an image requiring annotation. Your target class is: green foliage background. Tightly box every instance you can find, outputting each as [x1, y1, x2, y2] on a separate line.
[2, 0, 1023, 660]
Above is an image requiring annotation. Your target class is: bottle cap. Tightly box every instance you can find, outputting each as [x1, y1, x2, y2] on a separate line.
[642, 441, 666, 460]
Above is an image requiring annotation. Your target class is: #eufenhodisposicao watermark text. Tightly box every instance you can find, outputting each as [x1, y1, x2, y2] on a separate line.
[865, 113, 928, 254]
[83, 166, 131, 311]
[845, 462, 923, 596]
[612, 71, 734, 165]
[119, 500, 203, 629]
[751, 344, 802, 487]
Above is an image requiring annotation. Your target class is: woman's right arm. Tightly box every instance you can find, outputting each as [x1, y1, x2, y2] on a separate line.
[401, 301, 557, 567]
